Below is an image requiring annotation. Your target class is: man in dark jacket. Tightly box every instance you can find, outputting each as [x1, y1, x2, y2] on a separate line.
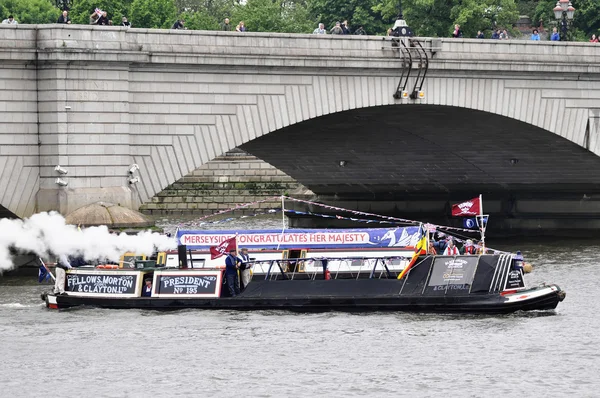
[172, 20, 185, 30]
[221, 18, 231, 31]
[225, 249, 241, 297]
[97, 11, 110, 26]
[57, 10, 71, 24]
[354, 25, 366, 35]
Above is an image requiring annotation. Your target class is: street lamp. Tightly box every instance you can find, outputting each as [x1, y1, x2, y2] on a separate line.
[392, 0, 413, 37]
[553, 0, 576, 41]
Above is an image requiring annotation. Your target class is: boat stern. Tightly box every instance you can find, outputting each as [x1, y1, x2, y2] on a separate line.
[43, 292, 60, 310]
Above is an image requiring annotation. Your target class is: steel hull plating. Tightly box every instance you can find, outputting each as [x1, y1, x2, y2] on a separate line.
[44, 280, 565, 314]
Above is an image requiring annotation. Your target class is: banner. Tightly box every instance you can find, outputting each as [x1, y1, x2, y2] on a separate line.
[178, 227, 421, 251]
[451, 197, 481, 217]
[209, 237, 236, 259]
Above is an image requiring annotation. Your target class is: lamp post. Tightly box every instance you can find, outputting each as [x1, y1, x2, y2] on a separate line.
[392, 0, 413, 37]
[553, 0, 576, 41]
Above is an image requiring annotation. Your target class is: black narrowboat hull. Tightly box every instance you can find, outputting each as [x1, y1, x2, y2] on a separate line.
[44, 280, 565, 314]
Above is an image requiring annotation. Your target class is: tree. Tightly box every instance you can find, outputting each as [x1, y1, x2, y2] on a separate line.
[373, 0, 518, 38]
[231, 0, 314, 33]
[68, 0, 133, 25]
[0, 0, 61, 24]
[179, 10, 220, 30]
[129, 0, 178, 29]
[175, 0, 236, 29]
[450, 0, 519, 38]
[311, 0, 389, 35]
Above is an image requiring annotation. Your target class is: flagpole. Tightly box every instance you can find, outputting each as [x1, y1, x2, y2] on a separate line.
[281, 195, 286, 231]
[479, 194, 485, 253]
[39, 258, 56, 282]
[277, 195, 286, 251]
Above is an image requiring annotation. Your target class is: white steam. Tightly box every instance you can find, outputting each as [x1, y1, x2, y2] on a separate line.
[0, 211, 176, 272]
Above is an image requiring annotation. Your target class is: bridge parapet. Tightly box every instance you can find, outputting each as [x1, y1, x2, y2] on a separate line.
[1, 25, 600, 220]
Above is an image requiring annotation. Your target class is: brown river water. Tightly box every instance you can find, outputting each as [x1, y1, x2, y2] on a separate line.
[0, 215, 598, 397]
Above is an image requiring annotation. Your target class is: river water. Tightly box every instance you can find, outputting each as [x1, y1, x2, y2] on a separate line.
[0, 215, 599, 397]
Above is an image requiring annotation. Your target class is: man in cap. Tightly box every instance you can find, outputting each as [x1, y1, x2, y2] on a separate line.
[142, 278, 153, 296]
[225, 248, 241, 297]
[53, 254, 72, 295]
[238, 248, 252, 291]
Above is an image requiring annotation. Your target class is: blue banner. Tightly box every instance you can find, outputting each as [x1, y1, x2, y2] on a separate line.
[177, 227, 421, 250]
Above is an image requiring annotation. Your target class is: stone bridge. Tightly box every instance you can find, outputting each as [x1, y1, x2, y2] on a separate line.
[2, 24, 600, 230]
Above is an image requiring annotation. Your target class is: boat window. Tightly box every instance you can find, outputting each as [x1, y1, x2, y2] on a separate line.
[286, 249, 303, 272]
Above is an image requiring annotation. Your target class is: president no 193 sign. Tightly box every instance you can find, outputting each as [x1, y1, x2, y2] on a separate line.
[153, 271, 222, 298]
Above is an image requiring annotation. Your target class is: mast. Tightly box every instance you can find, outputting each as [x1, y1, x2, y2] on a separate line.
[479, 194, 486, 253]
[276, 195, 286, 251]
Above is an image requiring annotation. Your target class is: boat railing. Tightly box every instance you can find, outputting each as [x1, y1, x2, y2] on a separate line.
[262, 256, 406, 281]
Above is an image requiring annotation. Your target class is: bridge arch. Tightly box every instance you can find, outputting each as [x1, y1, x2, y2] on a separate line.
[3, 26, 600, 219]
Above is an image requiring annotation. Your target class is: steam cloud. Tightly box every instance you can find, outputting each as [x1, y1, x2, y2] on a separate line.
[0, 212, 176, 272]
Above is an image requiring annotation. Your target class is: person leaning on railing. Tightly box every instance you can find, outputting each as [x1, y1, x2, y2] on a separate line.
[2, 15, 18, 24]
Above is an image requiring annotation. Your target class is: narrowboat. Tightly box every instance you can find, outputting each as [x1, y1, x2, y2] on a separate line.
[42, 250, 565, 314]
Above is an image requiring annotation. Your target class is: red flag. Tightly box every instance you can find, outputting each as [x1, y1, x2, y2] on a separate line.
[210, 237, 236, 260]
[451, 197, 481, 217]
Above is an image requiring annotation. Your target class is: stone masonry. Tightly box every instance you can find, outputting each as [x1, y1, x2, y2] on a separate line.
[140, 151, 308, 214]
[2, 25, 600, 220]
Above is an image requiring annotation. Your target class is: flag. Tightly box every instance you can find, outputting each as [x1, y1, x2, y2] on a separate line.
[38, 265, 51, 283]
[451, 197, 481, 217]
[209, 236, 236, 260]
[463, 216, 488, 229]
[397, 227, 427, 280]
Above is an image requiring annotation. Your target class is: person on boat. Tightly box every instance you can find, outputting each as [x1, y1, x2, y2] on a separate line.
[238, 248, 252, 291]
[428, 241, 437, 255]
[475, 241, 485, 254]
[53, 254, 72, 295]
[434, 232, 448, 253]
[463, 239, 476, 255]
[443, 239, 459, 256]
[142, 278, 152, 296]
[225, 248, 241, 297]
[513, 251, 524, 272]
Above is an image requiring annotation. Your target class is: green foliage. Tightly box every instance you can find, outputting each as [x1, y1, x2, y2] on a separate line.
[311, 0, 389, 35]
[517, 0, 537, 17]
[230, 0, 314, 33]
[69, 0, 133, 25]
[374, 0, 519, 37]
[179, 10, 219, 30]
[451, 0, 519, 37]
[0, 0, 60, 24]
[175, 0, 236, 23]
[130, 0, 178, 28]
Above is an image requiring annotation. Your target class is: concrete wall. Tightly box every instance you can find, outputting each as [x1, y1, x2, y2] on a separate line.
[141, 152, 306, 214]
[2, 24, 600, 219]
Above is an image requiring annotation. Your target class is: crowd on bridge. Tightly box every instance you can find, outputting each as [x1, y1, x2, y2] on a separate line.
[3, 8, 600, 43]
